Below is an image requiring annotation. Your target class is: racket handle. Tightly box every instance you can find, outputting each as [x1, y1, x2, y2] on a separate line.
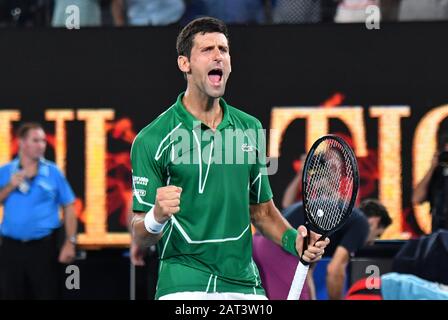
[287, 261, 309, 300]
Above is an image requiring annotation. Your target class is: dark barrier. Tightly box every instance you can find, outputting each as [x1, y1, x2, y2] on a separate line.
[1, 22, 448, 245]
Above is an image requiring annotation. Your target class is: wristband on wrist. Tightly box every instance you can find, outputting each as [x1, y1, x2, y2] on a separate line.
[144, 207, 167, 234]
[282, 228, 299, 256]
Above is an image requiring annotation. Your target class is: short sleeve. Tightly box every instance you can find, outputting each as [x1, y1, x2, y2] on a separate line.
[339, 209, 369, 255]
[131, 134, 165, 213]
[54, 167, 76, 206]
[0, 165, 10, 189]
[249, 120, 273, 204]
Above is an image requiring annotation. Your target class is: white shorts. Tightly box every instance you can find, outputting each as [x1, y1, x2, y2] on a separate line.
[158, 291, 268, 300]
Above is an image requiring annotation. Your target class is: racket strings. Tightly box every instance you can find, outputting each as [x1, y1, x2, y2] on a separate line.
[305, 139, 354, 231]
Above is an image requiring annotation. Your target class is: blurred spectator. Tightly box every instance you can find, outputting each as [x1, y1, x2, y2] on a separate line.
[124, 0, 186, 26]
[204, 0, 266, 24]
[182, 0, 267, 25]
[52, 0, 101, 27]
[105, 0, 127, 26]
[412, 134, 448, 232]
[272, 0, 321, 24]
[398, 0, 448, 21]
[334, 0, 379, 23]
[282, 199, 391, 299]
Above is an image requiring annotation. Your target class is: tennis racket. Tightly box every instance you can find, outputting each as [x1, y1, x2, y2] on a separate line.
[287, 134, 359, 300]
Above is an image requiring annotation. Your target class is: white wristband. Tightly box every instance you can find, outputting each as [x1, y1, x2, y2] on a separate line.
[144, 207, 167, 234]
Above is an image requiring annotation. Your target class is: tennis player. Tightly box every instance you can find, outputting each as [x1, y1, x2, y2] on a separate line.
[130, 17, 329, 300]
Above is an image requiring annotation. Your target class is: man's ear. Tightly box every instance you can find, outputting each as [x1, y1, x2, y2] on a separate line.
[368, 216, 380, 229]
[178, 55, 190, 74]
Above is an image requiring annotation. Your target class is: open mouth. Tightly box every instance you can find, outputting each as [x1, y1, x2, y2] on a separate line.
[208, 68, 223, 85]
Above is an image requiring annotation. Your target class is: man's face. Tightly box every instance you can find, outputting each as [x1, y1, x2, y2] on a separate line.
[367, 216, 385, 244]
[179, 32, 231, 98]
[20, 128, 47, 160]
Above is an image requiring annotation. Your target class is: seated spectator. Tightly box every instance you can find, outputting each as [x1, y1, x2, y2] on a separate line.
[334, 0, 380, 23]
[398, 0, 448, 21]
[272, 0, 321, 24]
[52, 0, 101, 27]
[204, 0, 266, 24]
[125, 0, 186, 26]
[182, 0, 266, 25]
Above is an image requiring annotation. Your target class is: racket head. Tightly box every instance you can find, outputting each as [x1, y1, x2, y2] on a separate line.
[301, 134, 359, 235]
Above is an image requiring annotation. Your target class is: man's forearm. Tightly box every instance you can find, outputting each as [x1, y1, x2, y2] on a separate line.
[327, 270, 346, 300]
[0, 184, 14, 203]
[132, 214, 163, 248]
[63, 204, 77, 240]
[251, 202, 291, 246]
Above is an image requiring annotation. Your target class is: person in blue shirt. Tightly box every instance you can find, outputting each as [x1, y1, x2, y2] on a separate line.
[0, 122, 77, 299]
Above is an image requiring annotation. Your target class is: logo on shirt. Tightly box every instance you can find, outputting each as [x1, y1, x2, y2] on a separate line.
[133, 176, 149, 186]
[241, 143, 254, 152]
[134, 189, 146, 197]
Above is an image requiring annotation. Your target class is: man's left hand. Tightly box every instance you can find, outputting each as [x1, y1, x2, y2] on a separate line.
[58, 241, 76, 264]
[295, 225, 330, 263]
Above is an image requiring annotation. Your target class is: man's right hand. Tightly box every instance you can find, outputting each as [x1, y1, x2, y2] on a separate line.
[154, 185, 182, 223]
[9, 171, 26, 189]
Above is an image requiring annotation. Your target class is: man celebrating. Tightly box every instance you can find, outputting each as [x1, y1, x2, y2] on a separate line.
[131, 17, 329, 300]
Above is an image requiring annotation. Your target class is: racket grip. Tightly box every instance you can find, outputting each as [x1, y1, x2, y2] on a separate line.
[287, 261, 310, 300]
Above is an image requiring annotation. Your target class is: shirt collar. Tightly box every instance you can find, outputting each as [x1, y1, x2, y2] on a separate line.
[174, 92, 234, 131]
[11, 157, 50, 177]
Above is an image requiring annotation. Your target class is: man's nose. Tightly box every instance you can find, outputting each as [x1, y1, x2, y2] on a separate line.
[212, 47, 223, 61]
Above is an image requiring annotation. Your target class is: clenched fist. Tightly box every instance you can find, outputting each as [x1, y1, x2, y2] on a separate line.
[154, 185, 182, 224]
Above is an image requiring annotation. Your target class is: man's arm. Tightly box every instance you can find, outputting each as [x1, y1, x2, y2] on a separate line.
[326, 246, 350, 300]
[412, 153, 438, 205]
[0, 171, 25, 203]
[58, 203, 77, 264]
[132, 212, 163, 248]
[131, 186, 182, 248]
[0, 184, 15, 203]
[250, 199, 329, 263]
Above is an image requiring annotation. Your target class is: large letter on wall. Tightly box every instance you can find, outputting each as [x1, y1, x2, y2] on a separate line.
[270, 107, 368, 157]
[413, 105, 448, 234]
[0, 110, 20, 222]
[45, 110, 75, 174]
[77, 110, 115, 239]
[370, 107, 410, 239]
[0, 110, 20, 164]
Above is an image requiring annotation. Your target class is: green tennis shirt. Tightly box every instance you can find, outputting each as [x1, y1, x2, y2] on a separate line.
[131, 92, 273, 299]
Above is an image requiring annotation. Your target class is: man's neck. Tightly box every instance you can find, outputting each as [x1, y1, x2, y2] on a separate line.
[183, 88, 223, 130]
[19, 155, 39, 169]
